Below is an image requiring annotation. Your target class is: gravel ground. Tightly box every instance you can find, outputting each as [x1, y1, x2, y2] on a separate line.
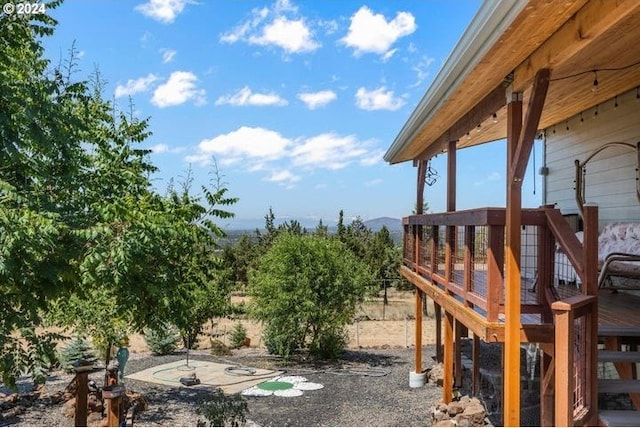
[2, 346, 445, 427]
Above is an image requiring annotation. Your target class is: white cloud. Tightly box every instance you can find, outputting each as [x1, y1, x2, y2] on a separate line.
[160, 48, 177, 63]
[410, 56, 435, 88]
[151, 71, 205, 108]
[135, 0, 192, 24]
[186, 127, 381, 184]
[360, 150, 385, 166]
[215, 86, 288, 107]
[148, 143, 184, 154]
[355, 87, 405, 111]
[265, 169, 300, 188]
[249, 17, 319, 53]
[150, 143, 169, 153]
[220, 1, 320, 54]
[114, 74, 158, 98]
[187, 126, 291, 166]
[297, 90, 337, 109]
[341, 6, 416, 57]
[381, 48, 397, 62]
[290, 133, 372, 170]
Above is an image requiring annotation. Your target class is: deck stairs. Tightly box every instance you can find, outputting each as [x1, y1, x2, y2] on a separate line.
[597, 326, 640, 427]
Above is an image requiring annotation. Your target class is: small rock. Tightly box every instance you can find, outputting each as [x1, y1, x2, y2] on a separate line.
[454, 415, 471, 427]
[447, 402, 464, 416]
[461, 403, 486, 426]
[63, 398, 76, 418]
[431, 408, 447, 422]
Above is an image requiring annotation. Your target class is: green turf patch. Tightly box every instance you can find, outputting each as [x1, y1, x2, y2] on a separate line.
[257, 381, 294, 391]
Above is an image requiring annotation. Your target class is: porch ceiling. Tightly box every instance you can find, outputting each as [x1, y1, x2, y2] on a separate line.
[386, 0, 640, 164]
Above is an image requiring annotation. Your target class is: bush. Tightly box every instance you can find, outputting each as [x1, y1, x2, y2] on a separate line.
[197, 390, 248, 427]
[144, 325, 179, 355]
[58, 337, 98, 373]
[210, 339, 231, 356]
[249, 233, 373, 359]
[310, 328, 348, 359]
[229, 323, 247, 348]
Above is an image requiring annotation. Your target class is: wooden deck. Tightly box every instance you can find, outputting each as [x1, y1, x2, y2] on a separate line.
[404, 265, 640, 344]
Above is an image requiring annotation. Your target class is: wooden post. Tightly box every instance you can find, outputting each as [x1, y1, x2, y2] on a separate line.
[455, 320, 463, 388]
[472, 334, 480, 395]
[486, 225, 504, 322]
[537, 216, 554, 323]
[103, 385, 126, 427]
[443, 310, 454, 403]
[505, 68, 550, 427]
[74, 364, 93, 427]
[505, 89, 524, 427]
[415, 161, 426, 373]
[434, 225, 443, 362]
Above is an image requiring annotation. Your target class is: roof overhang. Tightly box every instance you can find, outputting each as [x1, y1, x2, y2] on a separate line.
[385, 0, 640, 164]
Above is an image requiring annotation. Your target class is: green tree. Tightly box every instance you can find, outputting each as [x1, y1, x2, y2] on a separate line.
[367, 226, 401, 287]
[0, 3, 93, 387]
[249, 233, 373, 359]
[0, 5, 238, 386]
[225, 234, 257, 286]
[314, 219, 329, 237]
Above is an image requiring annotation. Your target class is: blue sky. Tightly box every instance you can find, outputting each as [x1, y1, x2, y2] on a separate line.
[43, 0, 542, 229]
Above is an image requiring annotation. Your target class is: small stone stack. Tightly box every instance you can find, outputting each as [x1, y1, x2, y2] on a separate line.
[430, 395, 489, 427]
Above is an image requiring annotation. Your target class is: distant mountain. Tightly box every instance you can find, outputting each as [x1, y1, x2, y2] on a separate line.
[363, 217, 402, 232]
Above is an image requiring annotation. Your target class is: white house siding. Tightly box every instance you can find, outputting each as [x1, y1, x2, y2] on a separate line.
[544, 88, 640, 227]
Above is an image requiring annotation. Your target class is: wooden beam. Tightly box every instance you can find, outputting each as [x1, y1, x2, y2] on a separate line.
[513, 0, 640, 91]
[511, 68, 550, 181]
[416, 83, 507, 161]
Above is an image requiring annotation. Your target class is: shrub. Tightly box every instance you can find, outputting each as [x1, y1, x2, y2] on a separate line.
[209, 339, 231, 356]
[197, 390, 248, 427]
[58, 337, 98, 373]
[229, 323, 247, 348]
[144, 325, 179, 355]
[249, 233, 373, 359]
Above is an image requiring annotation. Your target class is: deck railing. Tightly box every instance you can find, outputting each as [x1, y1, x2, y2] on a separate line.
[402, 205, 600, 427]
[552, 295, 598, 426]
[402, 207, 553, 322]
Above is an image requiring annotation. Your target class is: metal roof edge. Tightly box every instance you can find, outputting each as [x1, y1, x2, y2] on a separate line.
[384, 0, 529, 164]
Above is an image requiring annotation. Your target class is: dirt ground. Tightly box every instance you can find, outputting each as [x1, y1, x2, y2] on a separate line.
[126, 290, 439, 354]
